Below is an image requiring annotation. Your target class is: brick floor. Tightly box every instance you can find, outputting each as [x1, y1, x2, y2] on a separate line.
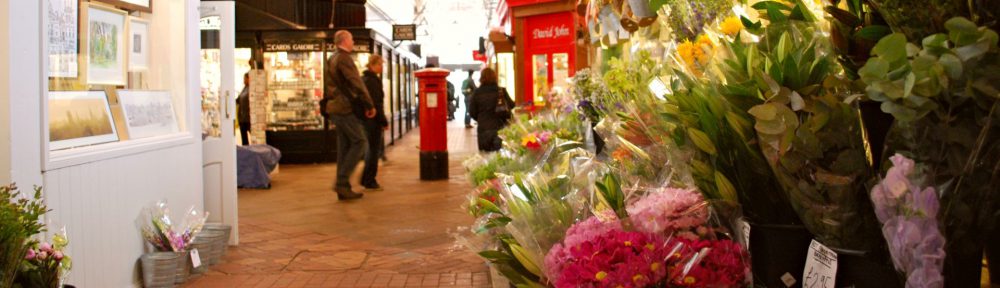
[183, 119, 492, 288]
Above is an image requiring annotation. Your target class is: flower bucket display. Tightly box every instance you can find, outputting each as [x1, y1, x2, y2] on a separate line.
[202, 223, 232, 258]
[192, 230, 224, 267]
[140, 252, 180, 288]
[172, 250, 190, 284]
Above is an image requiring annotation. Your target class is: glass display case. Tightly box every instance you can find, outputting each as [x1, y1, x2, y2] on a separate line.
[263, 51, 324, 131]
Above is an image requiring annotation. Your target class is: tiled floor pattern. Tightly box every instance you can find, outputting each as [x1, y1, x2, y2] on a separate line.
[184, 117, 493, 287]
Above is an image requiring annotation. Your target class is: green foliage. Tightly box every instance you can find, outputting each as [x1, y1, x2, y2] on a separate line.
[0, 185, 49, 288]
[860, 18, 1000, 121]
[725, 3, 884, 250]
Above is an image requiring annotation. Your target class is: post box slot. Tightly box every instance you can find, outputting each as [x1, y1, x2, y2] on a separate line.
[425, 84, 439, 89]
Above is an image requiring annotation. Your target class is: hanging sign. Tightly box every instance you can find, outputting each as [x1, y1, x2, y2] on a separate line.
[473, 50, 488, 62]
[393, 24, 417, 41]
[325, 39, 372, 53]
[264, 41, 322, 52]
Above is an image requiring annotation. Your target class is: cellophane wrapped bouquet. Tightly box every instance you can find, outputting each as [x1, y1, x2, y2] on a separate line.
[139, 201, 208, 252]
[18, 228, 72, 288]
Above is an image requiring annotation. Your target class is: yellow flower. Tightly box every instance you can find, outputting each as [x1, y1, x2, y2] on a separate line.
[520, 133, 537, 146]
[623, 240, 632, 247]
[684, 276, 697, 284]
[632, 274, 645, 283]
[696, 34, 714, 49]
[596, 271, 608, 281]
[645, 243, 655, 251]
[720, 16, 743, 36]
[650, 262, 661, 271]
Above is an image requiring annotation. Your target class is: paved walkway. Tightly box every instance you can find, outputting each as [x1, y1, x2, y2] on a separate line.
[184, 117, 492, 288]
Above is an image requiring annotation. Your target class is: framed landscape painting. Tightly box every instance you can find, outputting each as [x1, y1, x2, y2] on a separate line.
[117, 90, 179, 139]
[83, 3, 127, 85]
[92, 0, 151, 13]
[128, 17, 149, 71]
[49, 91, 119, 150]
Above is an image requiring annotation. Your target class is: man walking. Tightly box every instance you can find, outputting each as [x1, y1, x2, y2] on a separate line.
[324, 30, 376, 201]
[461, 70, 477, 128]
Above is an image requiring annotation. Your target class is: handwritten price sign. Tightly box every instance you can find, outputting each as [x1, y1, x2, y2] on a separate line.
[803, 240, 837, 288]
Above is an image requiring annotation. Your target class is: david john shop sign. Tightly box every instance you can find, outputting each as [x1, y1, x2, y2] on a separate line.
[532, 25, 571, 40]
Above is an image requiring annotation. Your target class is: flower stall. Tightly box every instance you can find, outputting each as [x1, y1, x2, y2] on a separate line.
[460, 0, 1000, 287]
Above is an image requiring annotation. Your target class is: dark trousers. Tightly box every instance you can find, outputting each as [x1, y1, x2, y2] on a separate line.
[330, 114, 368, 191]
[464, 99, 472, 126]
[361, 120, 383, 187]
[239, 123, 250, 145]
[476, 128, 502, 152]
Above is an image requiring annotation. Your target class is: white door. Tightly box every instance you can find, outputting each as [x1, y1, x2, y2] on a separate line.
[199, 1, 238, 245]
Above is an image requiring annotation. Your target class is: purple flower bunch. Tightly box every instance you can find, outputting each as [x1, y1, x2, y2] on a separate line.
[871, 154, 945, 287]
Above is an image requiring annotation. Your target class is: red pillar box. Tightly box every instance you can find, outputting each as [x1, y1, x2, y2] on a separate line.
[414, 68, 451, 180]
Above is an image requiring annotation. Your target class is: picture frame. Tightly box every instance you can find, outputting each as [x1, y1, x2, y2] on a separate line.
[92, 0, 151, 13]
[128, 17, 150, 71]
[83, 3, 128, 86]
[116, 90, 179, 139]
[48, 0, 79, 78]
[49, 91, 120, 150]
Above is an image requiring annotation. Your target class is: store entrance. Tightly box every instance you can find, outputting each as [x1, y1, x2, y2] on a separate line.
[199, 2, 239, 245]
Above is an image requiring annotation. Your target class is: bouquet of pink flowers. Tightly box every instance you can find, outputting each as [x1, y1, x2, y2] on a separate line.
[139, 201, 208, 252]
[18, 230, 72, 288]
[544, 188, 750, 288]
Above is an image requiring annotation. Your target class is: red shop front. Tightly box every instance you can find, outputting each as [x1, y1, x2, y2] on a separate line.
[502, 0, 590, 106]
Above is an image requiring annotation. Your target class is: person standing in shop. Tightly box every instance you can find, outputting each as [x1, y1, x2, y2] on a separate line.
[468, 67, 514, 152]
[446, 81, 457, 121]
[361, 54, 388, 191]
[324, 30, 376, 201]
[237, 72, 251, 145]
[461, 70, 477, 128]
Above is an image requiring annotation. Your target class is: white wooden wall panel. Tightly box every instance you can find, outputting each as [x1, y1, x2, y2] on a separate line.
[43, 143, 202, 287]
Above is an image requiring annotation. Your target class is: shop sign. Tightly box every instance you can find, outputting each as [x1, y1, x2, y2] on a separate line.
[524, 12, 574, 48]
[264, 42, 322, 52]
[393, 24, 417, 41]
[531, 24, 571, 41]
[325, 39, 372, 53]
[472, 50, 487, 62]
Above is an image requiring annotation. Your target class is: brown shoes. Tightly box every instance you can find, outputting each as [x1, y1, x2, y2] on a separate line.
[334, 188, 364, 201]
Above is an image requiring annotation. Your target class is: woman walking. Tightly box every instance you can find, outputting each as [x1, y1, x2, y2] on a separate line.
[467, 67, 515, 152]
[361, 55, 388, 190]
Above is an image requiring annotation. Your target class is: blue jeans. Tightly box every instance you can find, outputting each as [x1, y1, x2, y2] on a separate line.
[331, 114, 368, 191]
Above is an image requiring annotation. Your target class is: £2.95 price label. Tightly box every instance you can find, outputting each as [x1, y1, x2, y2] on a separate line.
[803, 240, 837, 288]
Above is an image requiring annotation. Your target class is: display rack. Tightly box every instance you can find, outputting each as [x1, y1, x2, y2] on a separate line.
[263, 51, 324, 131]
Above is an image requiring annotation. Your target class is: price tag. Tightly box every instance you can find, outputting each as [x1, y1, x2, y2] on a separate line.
[781, 272, 797, 287]
[190, 249, 202, 268]
[647, 77, 670, 100]
[426, 92, 438, 108]
[737, 219, 751, 248]
[803, 240, 837, 288]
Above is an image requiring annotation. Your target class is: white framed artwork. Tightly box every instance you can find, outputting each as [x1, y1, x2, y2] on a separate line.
[83, 3, 128, 85]
[129, 17, 150, 71]
[49, 91, 120, 150]
[117, 90, 179, 139]
[48, 0, 79, 78]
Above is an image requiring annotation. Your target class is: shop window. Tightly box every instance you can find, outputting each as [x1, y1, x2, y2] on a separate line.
[262, 51, 324, 131]
[47, 0, 191, 152]
[532, 54, 549, 106]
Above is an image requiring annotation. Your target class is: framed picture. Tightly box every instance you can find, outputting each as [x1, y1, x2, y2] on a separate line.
[48, 0, 79, 78]
[117, 90, 179, 139]
[83, 3, 127, 86]
[92, 0, 151, 13]
[128, 17, 149, 71]
[49, 91, 119, 150]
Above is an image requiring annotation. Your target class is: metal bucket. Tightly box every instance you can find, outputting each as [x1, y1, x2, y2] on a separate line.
[202, 223, 232, 258]
[172, 250, 190, 284]
[141, 252, 179, 288]
[189, 230, 223, 274]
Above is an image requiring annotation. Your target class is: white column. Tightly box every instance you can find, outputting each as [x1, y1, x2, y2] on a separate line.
[0, 0, 44, 187]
